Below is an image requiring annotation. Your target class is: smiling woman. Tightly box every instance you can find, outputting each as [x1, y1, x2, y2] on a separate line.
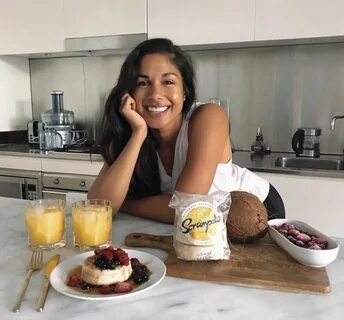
[87, 38, 285, 223]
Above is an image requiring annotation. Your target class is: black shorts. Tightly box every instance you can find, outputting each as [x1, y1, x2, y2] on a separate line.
[263, 183, 286, 220]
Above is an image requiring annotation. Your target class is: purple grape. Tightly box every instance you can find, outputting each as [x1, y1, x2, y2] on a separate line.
[296, 233, 311, 243]
[295, 240, 305, 247]
[275, 223, 328, 250]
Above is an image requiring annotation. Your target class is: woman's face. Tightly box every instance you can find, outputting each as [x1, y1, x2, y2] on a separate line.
[132, 53, 185, 130]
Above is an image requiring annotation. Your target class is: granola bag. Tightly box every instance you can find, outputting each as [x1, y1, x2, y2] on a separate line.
[169, 191, 231, 261]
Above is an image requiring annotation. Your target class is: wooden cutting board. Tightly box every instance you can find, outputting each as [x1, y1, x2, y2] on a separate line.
[125, 233, 330, 294]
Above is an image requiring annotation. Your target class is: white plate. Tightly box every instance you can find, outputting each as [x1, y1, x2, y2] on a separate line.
[50, 249, 166, 300]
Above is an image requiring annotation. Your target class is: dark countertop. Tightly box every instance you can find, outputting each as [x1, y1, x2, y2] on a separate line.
[0, 144, 103, 162]
[232, 150, 344, 178]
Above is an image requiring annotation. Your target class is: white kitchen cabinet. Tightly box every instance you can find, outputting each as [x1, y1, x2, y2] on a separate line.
[0, 155, 102, 175]
[0, 57, 32, 131]
[41, 159, 102, 175]
[255, 0, 344, 41]
[63, 0, 147, 38]
[148, 0, 255, 45]
[0, 0, 64, 55]
[256, 172, 344, 238]
[0, 156, 41, 171]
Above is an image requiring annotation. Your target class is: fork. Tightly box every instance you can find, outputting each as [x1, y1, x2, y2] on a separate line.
[12, 249, 43, 313]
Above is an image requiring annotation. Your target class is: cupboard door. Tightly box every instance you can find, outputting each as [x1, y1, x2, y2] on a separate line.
[256, 172, 344, 238]
[63, 0, 147, 38]
[0, 0, 64, 54]
[148, 0, 255, 45]
[0, 57, 32, 131]
[255, 0, 344, 41]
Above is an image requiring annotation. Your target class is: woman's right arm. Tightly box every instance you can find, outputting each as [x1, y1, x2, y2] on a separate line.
[88, 94, 147, 213]
[88, 131, 146, 213]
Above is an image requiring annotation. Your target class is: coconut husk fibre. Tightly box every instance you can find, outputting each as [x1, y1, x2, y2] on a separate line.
[226, 191, 268, 243]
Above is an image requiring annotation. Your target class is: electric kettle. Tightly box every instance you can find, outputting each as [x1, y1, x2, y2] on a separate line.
[291, 128, 321, 158]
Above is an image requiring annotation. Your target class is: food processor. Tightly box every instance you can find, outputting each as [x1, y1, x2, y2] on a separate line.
[40, 91, 75, 147]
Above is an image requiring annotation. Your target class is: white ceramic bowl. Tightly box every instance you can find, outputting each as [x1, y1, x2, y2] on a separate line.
[268, 219, 339, 267]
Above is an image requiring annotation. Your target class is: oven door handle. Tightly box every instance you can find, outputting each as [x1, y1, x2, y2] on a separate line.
[42, 189, 68, 196]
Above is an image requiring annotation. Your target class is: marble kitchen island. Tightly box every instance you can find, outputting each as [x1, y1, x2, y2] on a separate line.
[0, 197, 343, 320]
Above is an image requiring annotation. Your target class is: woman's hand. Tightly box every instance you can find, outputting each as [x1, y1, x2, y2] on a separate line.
[120, 93, 147, 138]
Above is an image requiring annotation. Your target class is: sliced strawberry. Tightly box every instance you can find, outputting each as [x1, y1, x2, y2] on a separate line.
[113, 282, 133, 293]
[99, 285, 114, 295]
[67, 274, 82, 287]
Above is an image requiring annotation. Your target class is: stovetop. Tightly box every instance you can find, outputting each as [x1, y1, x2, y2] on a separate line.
[52, 144, 102, 154]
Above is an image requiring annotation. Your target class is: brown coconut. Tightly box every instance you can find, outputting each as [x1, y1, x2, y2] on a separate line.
[226, 191, 268, 243]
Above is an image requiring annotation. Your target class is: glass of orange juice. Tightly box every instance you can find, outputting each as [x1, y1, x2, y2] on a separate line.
[72, 199, 112, 252]
[24, 199, 66, 250]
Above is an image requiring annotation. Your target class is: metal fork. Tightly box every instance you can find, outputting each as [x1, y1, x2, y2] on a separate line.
[12, 249, 43, 313]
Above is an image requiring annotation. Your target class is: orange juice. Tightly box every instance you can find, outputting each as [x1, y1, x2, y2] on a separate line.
[72, 202, 112, 247]
[25, 201, 65, 248]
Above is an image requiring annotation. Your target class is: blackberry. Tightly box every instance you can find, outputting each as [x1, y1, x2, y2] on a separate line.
[133, 265, 148, 274]
[106, 259, 120, 269]
[133, 271, 149, 284]
[94, 256, 108, 270]
[130, 258, 141, 267]
[80, 282, 92, 291]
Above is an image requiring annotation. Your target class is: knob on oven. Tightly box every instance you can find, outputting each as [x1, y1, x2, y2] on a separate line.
[80, 180, 86, 187]
[53, 178, 59, 185]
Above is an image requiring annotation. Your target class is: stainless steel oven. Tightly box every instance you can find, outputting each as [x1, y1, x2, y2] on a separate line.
[42, 172, 96, 200]
[0, 168, 42, 200]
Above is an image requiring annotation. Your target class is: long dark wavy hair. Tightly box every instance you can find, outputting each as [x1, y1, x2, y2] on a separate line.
[100, 38, 196, 200]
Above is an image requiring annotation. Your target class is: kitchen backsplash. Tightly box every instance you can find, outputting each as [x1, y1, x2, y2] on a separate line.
[30, 42, 344, 154]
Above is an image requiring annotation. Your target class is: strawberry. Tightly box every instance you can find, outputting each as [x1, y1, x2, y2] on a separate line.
[99, 285, 114, 294]
[67, 274, 82, 287]
[114, 282, 133, 293]
[94, 248, 102, 256]
[113, 249, 129, 266]
[101, 248, 114, 261]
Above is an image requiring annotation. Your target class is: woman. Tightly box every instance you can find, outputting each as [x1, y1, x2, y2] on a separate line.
[88, 38, 285, 223]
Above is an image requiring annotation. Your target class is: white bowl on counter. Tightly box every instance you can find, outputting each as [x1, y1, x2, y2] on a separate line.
[268, 219, 340, 268]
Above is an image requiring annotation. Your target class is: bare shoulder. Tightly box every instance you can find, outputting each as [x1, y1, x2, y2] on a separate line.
[189, 103, 229, 130]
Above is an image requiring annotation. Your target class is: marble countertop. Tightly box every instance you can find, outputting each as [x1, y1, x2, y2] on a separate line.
[1, 197, 343, 320]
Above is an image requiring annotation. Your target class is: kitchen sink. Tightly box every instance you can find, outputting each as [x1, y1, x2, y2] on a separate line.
[274, 157, 344, 170]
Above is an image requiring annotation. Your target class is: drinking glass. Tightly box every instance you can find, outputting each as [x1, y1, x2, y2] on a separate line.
[72, 199, 112, 252]
[24, 199, 66, 250]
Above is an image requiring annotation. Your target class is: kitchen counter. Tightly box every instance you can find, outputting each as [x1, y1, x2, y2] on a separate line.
[0, 144, 103, 162]
[232, 150, 344, 178]
[1, 196, 343, 320]
[0, 144, 103, 175]
[1, 145, 344, 178]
